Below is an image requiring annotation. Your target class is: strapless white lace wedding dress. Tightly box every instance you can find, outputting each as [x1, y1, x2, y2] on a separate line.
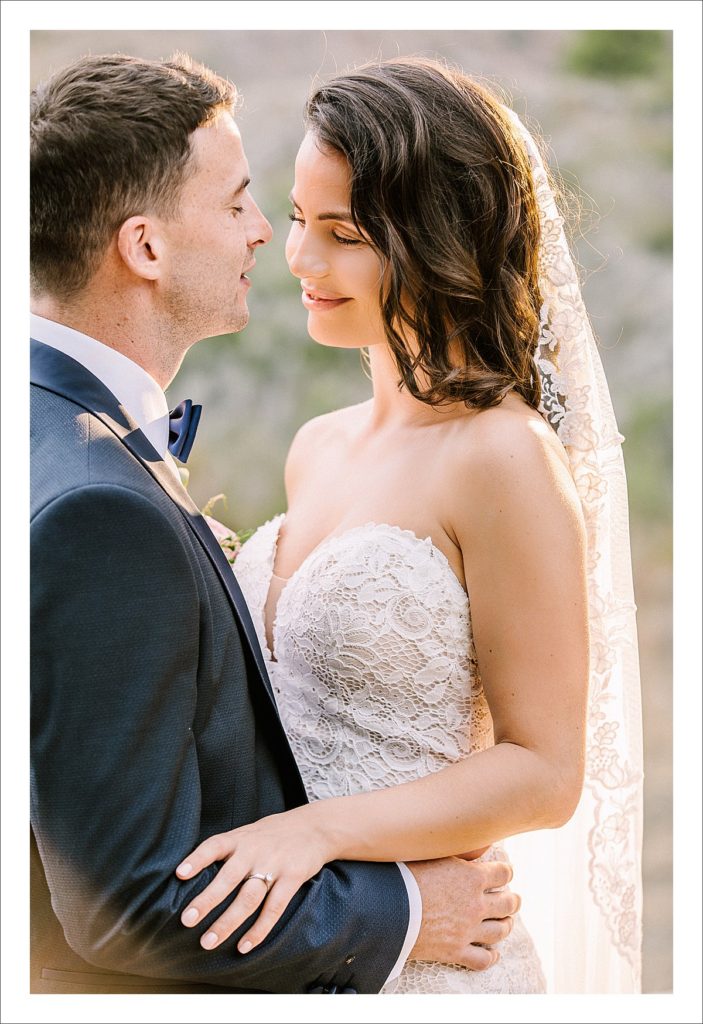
[233, 514, 546, 993]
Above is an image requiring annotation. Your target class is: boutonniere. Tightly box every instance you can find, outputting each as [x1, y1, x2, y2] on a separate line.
[201, 493, 253, 566]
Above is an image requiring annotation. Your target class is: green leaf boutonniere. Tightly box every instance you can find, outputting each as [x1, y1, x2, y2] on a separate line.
[201, 493, 253, 567]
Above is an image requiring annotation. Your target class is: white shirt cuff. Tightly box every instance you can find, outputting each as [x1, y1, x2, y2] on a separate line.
[382, 862, 422, 990]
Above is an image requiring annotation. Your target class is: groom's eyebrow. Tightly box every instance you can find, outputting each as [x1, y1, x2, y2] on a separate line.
[289, 192, 353, 223]
[229, 175, 251, 198]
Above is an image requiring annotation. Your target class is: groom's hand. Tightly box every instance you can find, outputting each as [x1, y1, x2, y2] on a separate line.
[407, 857, 519, 970]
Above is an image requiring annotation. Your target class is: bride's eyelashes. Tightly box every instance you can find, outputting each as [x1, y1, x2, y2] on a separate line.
[287, 211, 363, 247]
[333, 233, 362, 247]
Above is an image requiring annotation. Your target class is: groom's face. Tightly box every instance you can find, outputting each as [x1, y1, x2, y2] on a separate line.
[159, 112, 272, 339]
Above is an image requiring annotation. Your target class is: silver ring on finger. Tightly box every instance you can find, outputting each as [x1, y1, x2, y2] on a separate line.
[244, 871, 275, 894]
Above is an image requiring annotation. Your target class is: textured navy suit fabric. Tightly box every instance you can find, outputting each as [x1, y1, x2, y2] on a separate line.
[30, 339, 409, 994]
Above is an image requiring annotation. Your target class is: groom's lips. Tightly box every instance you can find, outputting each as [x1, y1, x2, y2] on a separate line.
[240, 260, 255, 286]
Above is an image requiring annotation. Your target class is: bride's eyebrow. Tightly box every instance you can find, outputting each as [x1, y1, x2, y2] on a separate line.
[289, 192, 354, 224]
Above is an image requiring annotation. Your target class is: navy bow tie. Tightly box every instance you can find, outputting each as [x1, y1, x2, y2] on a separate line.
[168, 399, 202, 463]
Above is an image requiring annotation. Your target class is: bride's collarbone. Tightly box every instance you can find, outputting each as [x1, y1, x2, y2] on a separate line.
[278, 423, 476, 580]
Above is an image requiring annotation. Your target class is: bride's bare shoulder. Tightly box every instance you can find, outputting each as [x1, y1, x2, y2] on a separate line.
[453, 394, 569, 472]
[290, 401, 370, 449]
[443, 394, 577, 520]
[284, 401, 371, 488]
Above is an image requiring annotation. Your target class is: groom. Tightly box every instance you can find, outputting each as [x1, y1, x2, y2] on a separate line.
[30, 53, 518, 994]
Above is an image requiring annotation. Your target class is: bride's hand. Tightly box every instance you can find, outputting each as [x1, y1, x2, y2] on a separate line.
[175, 805, 332, 954]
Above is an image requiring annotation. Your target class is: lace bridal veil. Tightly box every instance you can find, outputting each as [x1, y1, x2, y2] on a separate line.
[500, 108, 644, 993]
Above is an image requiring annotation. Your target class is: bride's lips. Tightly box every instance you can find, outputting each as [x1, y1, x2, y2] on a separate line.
[301, 288, 351, 312]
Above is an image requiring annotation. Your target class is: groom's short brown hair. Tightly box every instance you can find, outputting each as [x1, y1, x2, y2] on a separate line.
[30, 52, 237, 299]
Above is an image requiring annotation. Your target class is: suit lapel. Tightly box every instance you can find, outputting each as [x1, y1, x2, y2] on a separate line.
[30, 338, 277, 707]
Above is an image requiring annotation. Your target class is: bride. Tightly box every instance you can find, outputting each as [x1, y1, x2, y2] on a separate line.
[178, 58, 643, 993]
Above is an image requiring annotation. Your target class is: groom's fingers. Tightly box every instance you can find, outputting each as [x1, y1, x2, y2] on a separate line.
[484, 889, 521, 920]
[458, 945, 501, 971]
[479, 859, 513, 891]
[474, 916, 514, 946]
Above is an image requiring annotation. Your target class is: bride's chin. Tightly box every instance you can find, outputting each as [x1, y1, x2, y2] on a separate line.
[306, 326, 361, 350]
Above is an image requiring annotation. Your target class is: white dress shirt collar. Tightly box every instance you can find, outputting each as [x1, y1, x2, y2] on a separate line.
[30, 313, 172, 462]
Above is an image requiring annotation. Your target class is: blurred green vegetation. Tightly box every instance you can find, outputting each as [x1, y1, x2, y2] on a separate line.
[640, 219, 673, 255]
[623, 396, 673, 530]
[564, 30, 671, 79]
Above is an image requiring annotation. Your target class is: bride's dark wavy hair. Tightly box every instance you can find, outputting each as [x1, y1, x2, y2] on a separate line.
[305, 57, 543, 410]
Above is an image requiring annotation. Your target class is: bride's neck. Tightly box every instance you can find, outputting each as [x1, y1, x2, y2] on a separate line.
[367, 342, 446, 429]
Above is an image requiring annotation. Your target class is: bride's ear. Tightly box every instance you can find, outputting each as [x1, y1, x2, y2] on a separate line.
[116, 215, 164, 282]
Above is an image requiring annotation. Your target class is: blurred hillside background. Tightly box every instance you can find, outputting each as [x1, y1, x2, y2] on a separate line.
[30, 29, 672, 993]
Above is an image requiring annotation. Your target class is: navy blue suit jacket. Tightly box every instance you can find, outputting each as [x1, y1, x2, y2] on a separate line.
[30, 338, 409, 994]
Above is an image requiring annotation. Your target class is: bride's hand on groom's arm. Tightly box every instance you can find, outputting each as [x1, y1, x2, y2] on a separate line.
[175, 809, 517, 971]
[175, 804, 334, 954]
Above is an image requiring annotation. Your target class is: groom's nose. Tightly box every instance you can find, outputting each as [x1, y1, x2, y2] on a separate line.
[246, 197, 273, 248]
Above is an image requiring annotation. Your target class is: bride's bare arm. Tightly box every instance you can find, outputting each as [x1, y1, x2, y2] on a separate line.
[177, 409, 588, 953]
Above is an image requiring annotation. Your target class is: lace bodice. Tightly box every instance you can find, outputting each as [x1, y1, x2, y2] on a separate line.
[236, 515, 493, 796]
[233, 514, 545, 993]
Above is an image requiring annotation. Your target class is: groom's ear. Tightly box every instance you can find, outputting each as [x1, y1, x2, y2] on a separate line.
[116, 216, 164, 282]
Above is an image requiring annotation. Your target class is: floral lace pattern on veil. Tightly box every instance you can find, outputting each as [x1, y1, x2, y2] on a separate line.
[521, 114, 644, 984]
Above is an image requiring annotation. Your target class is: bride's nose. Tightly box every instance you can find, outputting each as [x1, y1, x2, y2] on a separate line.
[285, 229, 329, 280]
